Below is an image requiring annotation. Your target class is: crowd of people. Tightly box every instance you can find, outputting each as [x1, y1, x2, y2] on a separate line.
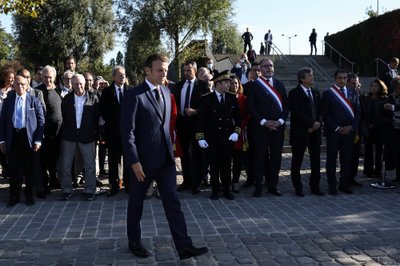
[0, 54, 399, 207]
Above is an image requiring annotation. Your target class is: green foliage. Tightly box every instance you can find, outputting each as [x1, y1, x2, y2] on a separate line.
[0, 21, 19, 62]
[118, 0, 236, 80]
[0, 0, 45, 18]
[13, 0, 116, 70]
[211, 20, 242, 54]
[116, 51, 124, 66]
[327, 9, 400, 75]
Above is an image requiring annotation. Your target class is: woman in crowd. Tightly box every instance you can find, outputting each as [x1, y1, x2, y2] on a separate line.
[363, 79, 390, 178]
[229, 75, 249, 193]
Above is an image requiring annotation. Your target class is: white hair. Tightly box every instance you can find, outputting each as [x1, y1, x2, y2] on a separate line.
[42, 65, 57, 78]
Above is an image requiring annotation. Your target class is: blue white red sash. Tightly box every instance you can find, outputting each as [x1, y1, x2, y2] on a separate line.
[329, 85, 354, 118]
[256, 76, 282, 111]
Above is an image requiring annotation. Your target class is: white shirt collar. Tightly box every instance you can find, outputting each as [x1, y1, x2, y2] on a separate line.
[145, 79, 160, 91]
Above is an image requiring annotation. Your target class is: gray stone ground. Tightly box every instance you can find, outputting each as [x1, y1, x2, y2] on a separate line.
[1, 153, 400, 265]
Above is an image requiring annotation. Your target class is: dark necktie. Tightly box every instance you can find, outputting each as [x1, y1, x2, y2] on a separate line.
[184, 80, 191, 109]
[154, 87, 164, 115]
[118, 87, 123, 104]
[220, 94, 225, 105]
[340, 88, 346, 98]
[306, 89, 313, 103]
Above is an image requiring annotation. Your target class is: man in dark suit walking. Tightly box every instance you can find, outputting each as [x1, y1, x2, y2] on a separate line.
[322, 70, 361, 195]
[174, 60, 209, 194]
[288, 68, 324, 197]
[100, 66, 130, 196]
[121, 54, 208, 260]
[247, 58, 289, 197]
[0, 76, 45, 207]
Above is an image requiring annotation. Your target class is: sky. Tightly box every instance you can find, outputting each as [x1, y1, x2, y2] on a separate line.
[1, 0, 399, 64]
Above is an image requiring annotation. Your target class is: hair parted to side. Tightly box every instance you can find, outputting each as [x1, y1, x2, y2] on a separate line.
[144, 54, 169, 69]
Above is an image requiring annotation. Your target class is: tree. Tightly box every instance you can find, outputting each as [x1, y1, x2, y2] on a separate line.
[109, 58, 116, 68]
[0, 0, 45, 18]
[117, 0, 236, 80]
[116, 51, 124, 65]
[0, 21, 18, 63]
[13, 0, 116, 70]
[211, 21, 242, 54]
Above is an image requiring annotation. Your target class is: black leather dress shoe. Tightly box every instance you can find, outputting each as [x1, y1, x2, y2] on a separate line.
[311, 189, 325, 196]
[107, 188, 119, 197]
[351, 180, 362, 187]
[295, 190, 304, 197]
[191, 187, 201, 195]
[179, 245, 208, 260]
[223, 192, 235, 200]
[129, 241, 151, 258]
[177, 184, 190, 192]
[7, 196, 20, 207]
[253, 188, 262, 197]
[268, 189, 282, 196]
[338, 186, 354, 194]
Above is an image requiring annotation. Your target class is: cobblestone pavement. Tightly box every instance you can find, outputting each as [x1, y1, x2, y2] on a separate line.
[1, 154, 400, 265]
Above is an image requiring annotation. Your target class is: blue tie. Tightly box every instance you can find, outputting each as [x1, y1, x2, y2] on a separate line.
[15, 96, 23, 129]
[340, 88, 346, 98]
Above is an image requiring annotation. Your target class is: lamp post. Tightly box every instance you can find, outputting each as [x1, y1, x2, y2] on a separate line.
[281, 34, 297, 55]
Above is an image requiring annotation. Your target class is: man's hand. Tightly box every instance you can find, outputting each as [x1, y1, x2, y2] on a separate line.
[312, 121, 321, 131]
[131, 162, 146, 181]
[338, 126, 352, 135]
[0, 143, 6, 154]
[384, 103, 394, 111]
[184, 108, 197, 117]
[33, 144, 41, 152]
[264, 120, 280, 130]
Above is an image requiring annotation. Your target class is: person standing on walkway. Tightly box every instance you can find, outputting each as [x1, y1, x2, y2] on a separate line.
[121, 53, 208, 260]
[264, 29, 273, 55]
[247, 58, 289, 197]
[59, 74, 100, 201]
[288, 68, 324, 197]
[242, 27, 254, 53]
[322, 70, 360, 195]
[0, 75, 45, 207]
[379, 57, 399, 95]
[309, 28, 317, 55]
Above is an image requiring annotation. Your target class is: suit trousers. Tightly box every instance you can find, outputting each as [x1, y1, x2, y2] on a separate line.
[290, 144, 321, 191]
[107, 137, 129, 191]
[41, 122, 61, 187]
[127, 162, 192, 251]
[207, 141, 233, 193]
[7, 129, 36, 199]
[59, 140, 96, 194]
[325, 132, 355, 189]
[253, 127, 284, 190]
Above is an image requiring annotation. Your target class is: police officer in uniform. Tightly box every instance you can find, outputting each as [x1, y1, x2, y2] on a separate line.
[196, 71, 241, 200]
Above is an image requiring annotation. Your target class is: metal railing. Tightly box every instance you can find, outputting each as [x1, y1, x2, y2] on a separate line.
[374, 57, 387, 77]
[268, 42, 291, 64]
[303, 57, 332, 85]
[324, 41, 355, 73]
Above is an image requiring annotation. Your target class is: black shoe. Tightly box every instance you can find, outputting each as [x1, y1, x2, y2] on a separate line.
[253, 188, 262, 197]
[210, 192, 219, 200]
[7, 196, 20, 207]
[36, 191, 47, 199]
[107, 188, 119, 197]
[60, 193, 72, 201]
[49, 182, 61, 190]
[191, 187, 201, 195]
[311, 189, 325, 196]
[268, 188, 282, 196]
[177, 184, 190, 192]
[223, 192, 235, 200]
[26, 197, 35, 206]
[178, 245, 208, 260]
[129, 241, 151, 258]
[83, 193, 95, 201]
[96, 179, 104, 187]
[295, 189, 304, 197]
[243, 181, 254, 188]
[338, 186, 353, 194]
[328, 187, 337, 195]
[351, 180, 362, 187]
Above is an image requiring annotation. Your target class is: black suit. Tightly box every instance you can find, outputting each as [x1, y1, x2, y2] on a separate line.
[174, 79, 209, 190]
[288, 85, 322, 193]
[322, 86, 360, 190]
[247, 77, 289, 192]
[100, 82, 130, 192]
[197, 92, 241, 193]
[379, 66, 398, 95]
[121, 81, 192, 251]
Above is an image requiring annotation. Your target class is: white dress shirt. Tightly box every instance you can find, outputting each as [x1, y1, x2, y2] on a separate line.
[74, 92, 87, 129]
[180, 78, 195, 115]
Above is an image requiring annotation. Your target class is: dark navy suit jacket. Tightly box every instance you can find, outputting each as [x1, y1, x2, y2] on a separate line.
[0, 92, 45, 151]
[322, 86, 360, 134]
[121, 81, 174, 171]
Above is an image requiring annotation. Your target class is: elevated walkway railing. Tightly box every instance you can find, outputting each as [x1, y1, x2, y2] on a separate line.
[324, 41, 355, 73]
[269, 42, 291, 64]
[374, 57, 387, 77]
[303, 57, 332, 85]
